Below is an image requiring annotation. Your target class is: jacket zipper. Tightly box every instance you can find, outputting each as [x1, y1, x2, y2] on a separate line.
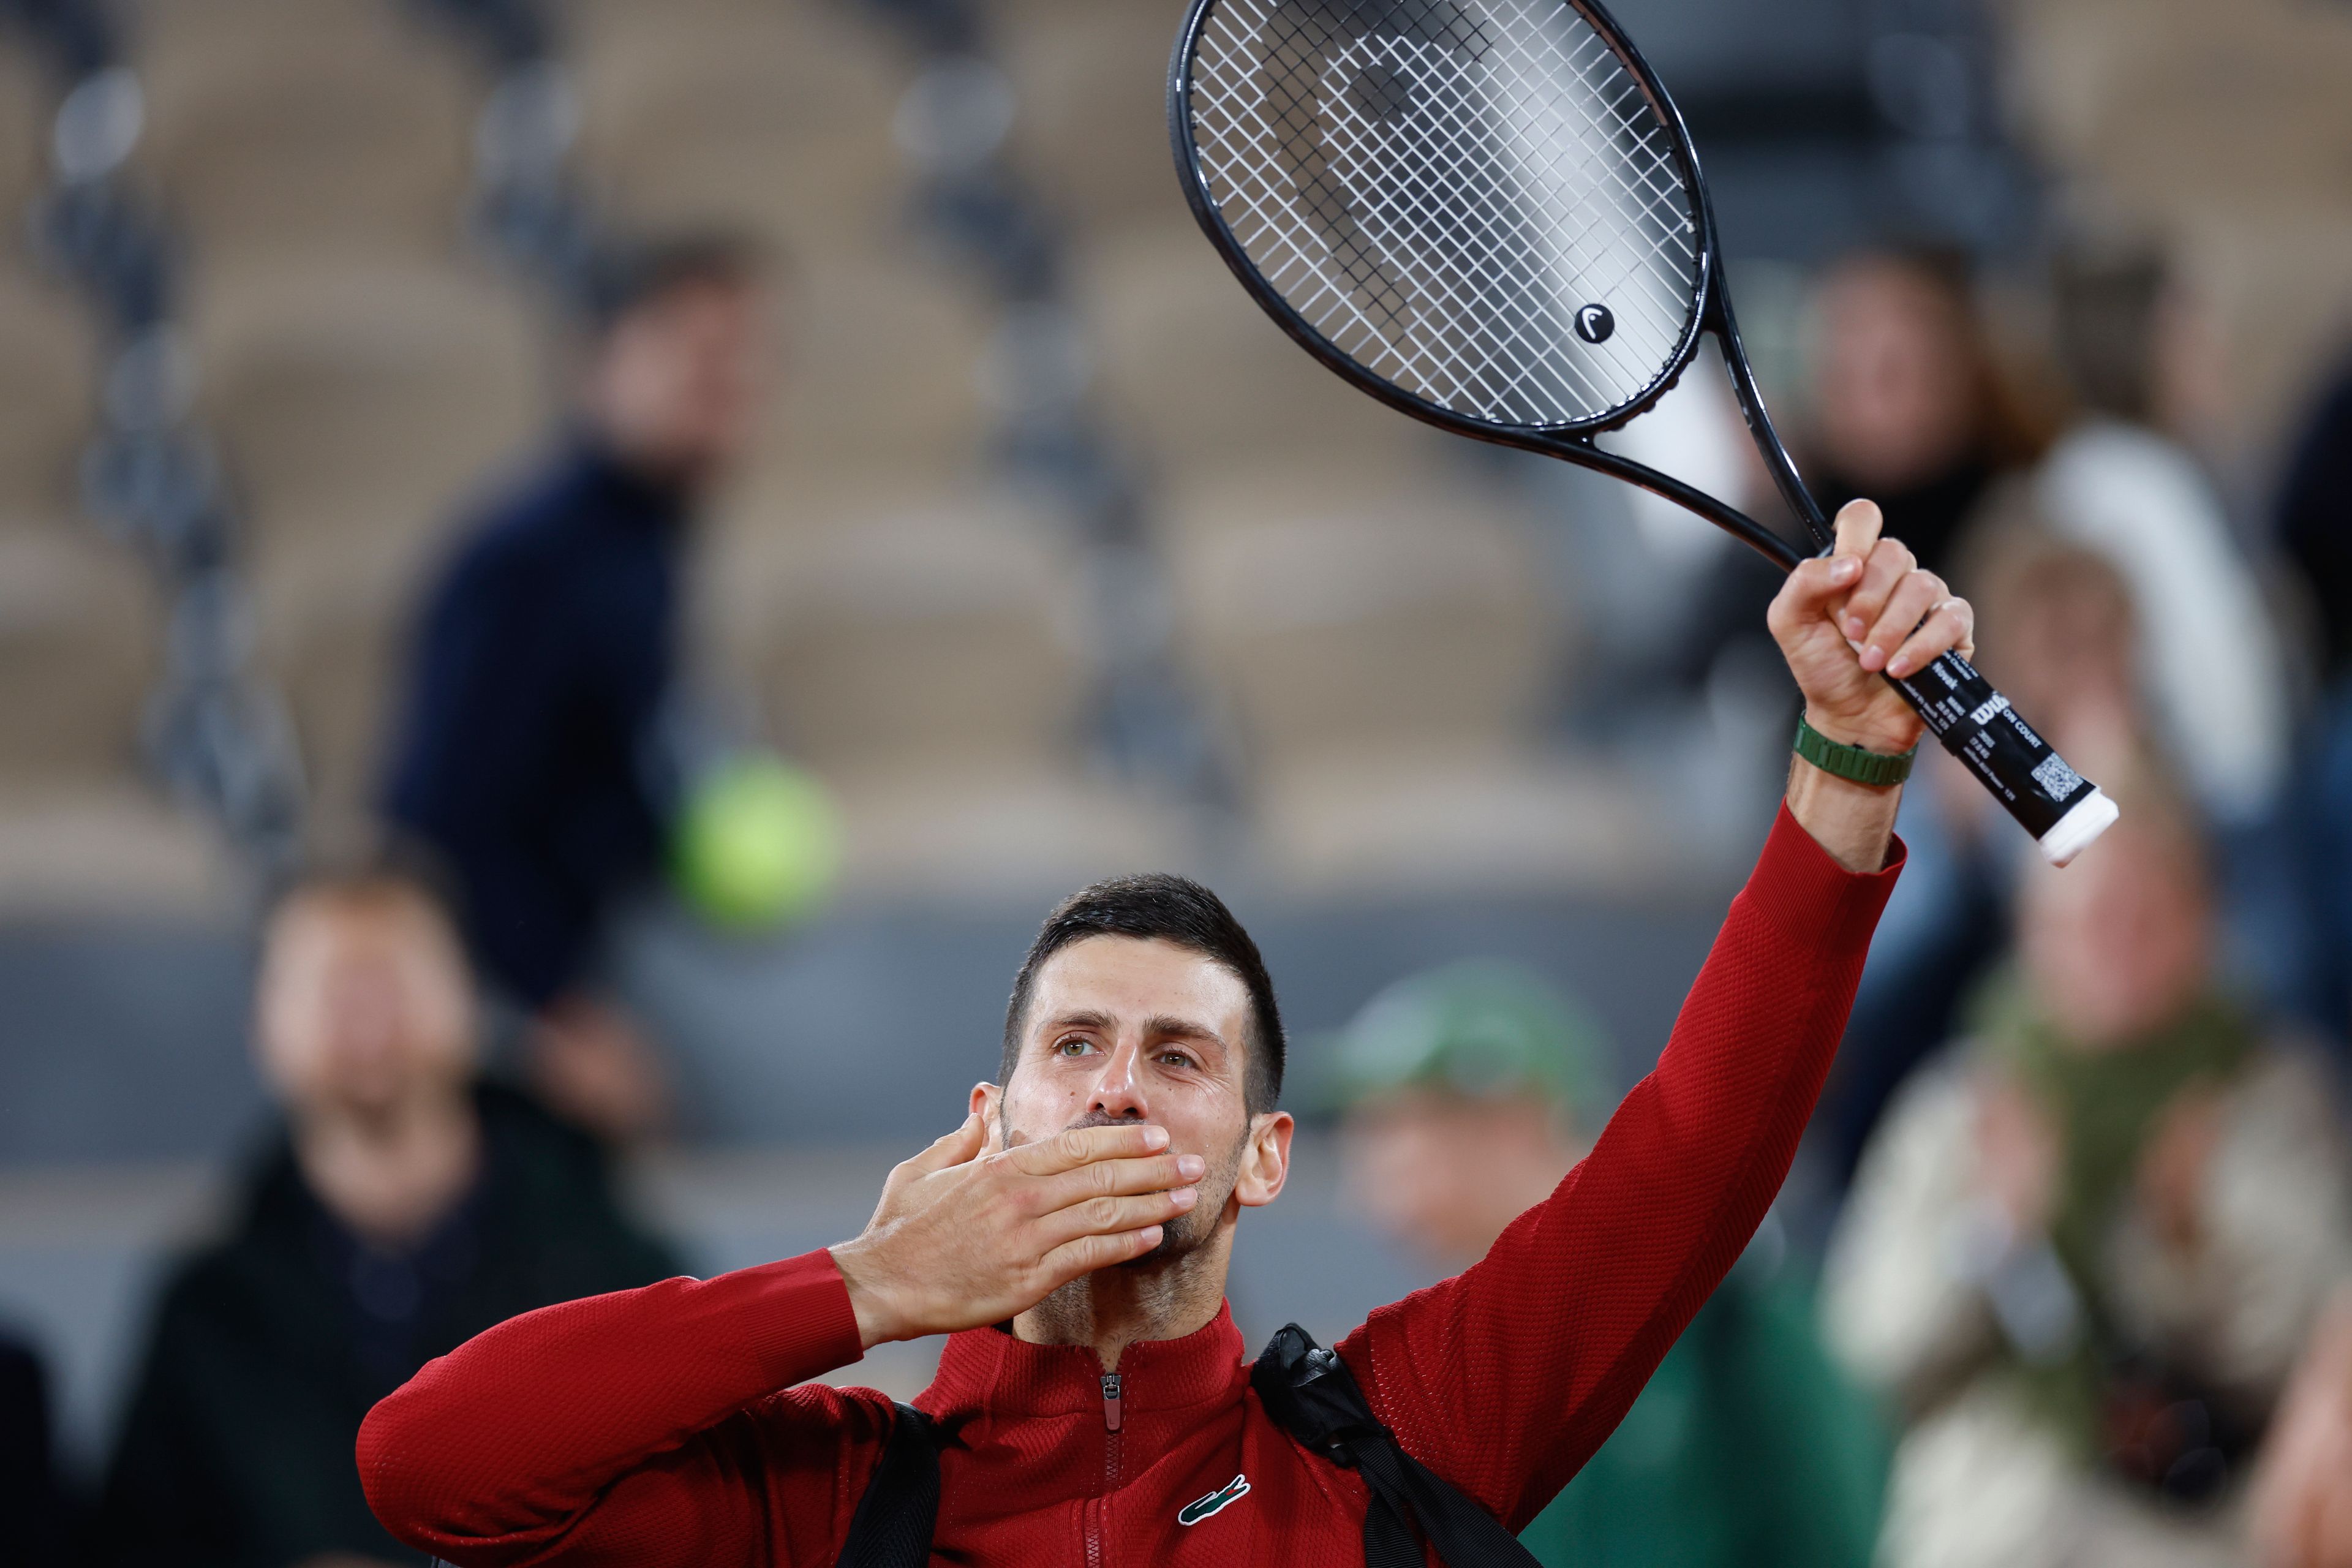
[1087, 1372, 1123, 1568]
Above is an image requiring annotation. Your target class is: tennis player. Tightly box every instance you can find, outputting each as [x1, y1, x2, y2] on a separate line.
[361, 500, 1963, 1565]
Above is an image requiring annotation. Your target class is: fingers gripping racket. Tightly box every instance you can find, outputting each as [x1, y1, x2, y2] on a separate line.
[1167, 0, 2118, 864]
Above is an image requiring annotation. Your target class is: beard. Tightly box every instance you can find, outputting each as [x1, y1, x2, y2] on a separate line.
[1005, 1108, 1249, 1268]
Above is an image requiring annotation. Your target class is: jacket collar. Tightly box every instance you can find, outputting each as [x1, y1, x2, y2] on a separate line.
[922, 1301, 1250, 1422]
[564, 424, 693, 529]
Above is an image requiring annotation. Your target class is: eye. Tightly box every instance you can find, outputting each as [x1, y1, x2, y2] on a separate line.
[1157, 1049, 1196, 1070]
[1052, 1036, 1096, 1058]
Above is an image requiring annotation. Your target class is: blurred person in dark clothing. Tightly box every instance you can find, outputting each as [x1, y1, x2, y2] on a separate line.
[1814, 526, 2141, 1189]
[2033, 249, 2285, 830]
[1333, 961, 1889, 1568]
[1, 1328, 72, 1566]
[1679, 247, 2037, 696]
[2278, 359, 2352, 688]
[1818, 242, 2292, 1191]
[1804, 248, 2041, 577]
[1823, 755, 2352, 1568]
[2277, 359, 2352, 1039]
[91, 869, 681, 1568]
[380, 233, 775, 1144]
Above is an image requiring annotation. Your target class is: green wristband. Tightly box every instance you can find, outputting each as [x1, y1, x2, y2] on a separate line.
[1793, 715, 1917, 788]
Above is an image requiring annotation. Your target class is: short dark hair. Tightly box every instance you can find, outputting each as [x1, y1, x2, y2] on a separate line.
[1001, 874, 1284, 1114]
[581, 230, 769, 336]
[263, 857, 469, 967]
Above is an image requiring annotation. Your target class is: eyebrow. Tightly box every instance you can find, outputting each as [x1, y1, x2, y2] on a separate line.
[1044, 1011, 1230, 1052]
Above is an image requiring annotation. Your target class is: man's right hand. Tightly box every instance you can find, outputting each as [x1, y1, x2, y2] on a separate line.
[829, 1112, 1204, 1348]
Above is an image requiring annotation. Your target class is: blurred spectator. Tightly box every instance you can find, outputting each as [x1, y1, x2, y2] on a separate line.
[90, 868, 682, 1567]
[1678, 247, 2037, 712]
[1814, 527, 2142, 1189]
[2278, 357, 2352, 688]
[1333, 960, 1888, 1568]
[1819, 241, 2294, 1189]
[2277, 357, 2352, 1038]
[1, 1327, 72, 1566]
[1805, 247, 2043, 576]
[380, 232, 776, 1144]
[2035, 248, 2288, 829]
[1821, 758, 2352, 1568]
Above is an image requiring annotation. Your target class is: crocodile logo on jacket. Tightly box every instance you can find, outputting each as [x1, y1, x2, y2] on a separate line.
[1176, 1473, 1250, 1526]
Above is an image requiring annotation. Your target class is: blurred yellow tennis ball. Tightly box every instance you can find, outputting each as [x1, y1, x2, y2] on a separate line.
[674, 756, 842, 931]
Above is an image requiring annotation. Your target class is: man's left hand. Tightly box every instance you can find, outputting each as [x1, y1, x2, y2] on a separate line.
[1768, 499, 1975, 756]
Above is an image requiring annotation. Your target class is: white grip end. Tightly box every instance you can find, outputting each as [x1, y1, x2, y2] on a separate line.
[2037, 786, 2119, 867]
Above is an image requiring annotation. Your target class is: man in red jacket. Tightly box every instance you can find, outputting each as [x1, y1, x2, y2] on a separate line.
[360, 501, 1964, 1564]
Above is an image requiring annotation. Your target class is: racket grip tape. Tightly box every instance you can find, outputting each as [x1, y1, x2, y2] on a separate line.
[1883, 651, 2119, 866]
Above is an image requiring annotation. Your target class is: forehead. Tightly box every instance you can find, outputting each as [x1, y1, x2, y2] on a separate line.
[1025, 935, 1251, 1033]
[270, 894, 449, 968]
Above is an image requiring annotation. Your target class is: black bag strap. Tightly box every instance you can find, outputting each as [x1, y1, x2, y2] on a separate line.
[1250, 1323, 1545, 1568]
[835, 1328, 1542, 1568]
[836, 1401, 939, 1568]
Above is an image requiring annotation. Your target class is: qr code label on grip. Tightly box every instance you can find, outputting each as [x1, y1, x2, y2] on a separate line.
[2032, 752, 2084, 802]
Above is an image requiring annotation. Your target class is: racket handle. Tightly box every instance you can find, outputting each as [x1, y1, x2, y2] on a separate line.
[1883, 651, 2119, 866]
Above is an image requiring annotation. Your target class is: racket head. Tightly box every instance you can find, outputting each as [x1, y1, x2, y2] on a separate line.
[1170, 0, 1720, 443]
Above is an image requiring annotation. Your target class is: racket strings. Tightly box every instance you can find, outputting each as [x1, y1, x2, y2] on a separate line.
[1188, 0, 1700, 428]
[1234, 0, 1681, 412]
[1318, 34, 1664, 410]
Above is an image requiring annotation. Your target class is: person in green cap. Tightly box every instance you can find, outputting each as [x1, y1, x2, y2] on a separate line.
[1330, 959, 1890, 1568]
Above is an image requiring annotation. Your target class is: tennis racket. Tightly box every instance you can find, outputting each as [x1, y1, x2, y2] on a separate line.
[1167, 0, 2117, 864]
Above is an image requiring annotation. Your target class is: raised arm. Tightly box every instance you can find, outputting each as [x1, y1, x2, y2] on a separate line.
[360, 1118, 1191, 1564]
[1338, 500, 1958, 1529]
[357, 1252, 882, 1567]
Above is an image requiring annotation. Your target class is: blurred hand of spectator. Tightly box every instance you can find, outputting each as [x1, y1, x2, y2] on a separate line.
[2253, 1291, 2352, 1568]
[527, 995, 674, 1147]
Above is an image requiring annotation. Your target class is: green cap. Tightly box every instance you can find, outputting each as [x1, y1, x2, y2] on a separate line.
[1326, 960, 1610, 1114]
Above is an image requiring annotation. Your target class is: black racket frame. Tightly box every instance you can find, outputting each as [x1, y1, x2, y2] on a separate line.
[1166, 0, 2117, 859]
[1169, 0, 1817, 567]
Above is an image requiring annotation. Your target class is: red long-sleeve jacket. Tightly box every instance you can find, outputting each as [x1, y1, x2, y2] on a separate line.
[360, 806, 1899, 1566]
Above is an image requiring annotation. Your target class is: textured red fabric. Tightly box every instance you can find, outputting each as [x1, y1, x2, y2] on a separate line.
[359, 805, 1901, 1566]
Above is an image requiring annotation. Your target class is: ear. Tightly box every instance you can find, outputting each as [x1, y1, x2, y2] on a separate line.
[970, 1081, 1003, 1150]
[1233, 1110, 1295, 1209]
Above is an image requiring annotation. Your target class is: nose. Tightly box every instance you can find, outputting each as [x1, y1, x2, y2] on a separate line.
[1088, 1040, 1151, 1121]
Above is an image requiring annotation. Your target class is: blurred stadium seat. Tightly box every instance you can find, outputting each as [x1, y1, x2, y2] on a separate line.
[1166, 480, 1671, 891]
[1084, 232, 1420, 485]
[713, 494, 1186, 892]
[195, 257, 543, 813]
[995, 1, 1184, 233]
[131, 0, 475, 264]
[2002, 0, 2352, 452]
[0, 45, 40, 249]
[0, 263, 94, 524]
[568, 0, 906, 251]
[0, 527, 154, 790]
[732, 251, 994, 495]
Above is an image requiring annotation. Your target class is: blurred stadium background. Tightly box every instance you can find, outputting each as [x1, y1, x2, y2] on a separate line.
[4, 0, 2352, 1553]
